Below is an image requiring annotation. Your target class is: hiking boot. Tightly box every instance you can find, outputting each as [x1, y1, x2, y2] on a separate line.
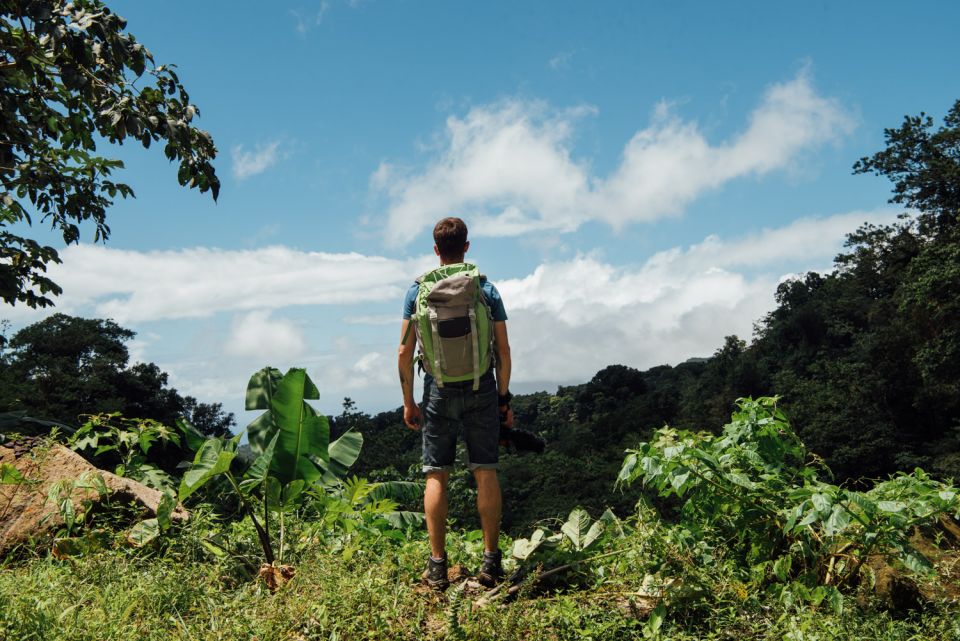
[477, 550, 504, 588]
[422, 556, 449, 591]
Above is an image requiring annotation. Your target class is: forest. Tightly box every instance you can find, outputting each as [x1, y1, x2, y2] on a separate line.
[2, 2, 960, 639]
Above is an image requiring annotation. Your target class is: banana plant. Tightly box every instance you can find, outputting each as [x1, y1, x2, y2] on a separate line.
[178, 367, 365, 566]
[244, 367, 363, 485]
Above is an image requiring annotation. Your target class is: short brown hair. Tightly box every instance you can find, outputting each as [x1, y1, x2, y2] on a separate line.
[433, 217, 468, 260]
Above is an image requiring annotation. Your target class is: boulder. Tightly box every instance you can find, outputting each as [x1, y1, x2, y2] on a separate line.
[0, 439, 187, 555]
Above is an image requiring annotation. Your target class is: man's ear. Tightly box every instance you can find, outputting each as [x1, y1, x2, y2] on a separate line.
[434, 245, 441, 257]
[463, 241, 470, 254]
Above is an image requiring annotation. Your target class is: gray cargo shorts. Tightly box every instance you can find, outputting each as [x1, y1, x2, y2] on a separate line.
[421, 370, 499, 473]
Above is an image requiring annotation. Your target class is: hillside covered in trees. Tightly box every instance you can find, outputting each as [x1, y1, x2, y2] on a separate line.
[340, 99, 960, 531]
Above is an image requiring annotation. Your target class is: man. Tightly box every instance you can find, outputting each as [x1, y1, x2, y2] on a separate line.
[398, 216, 514, 591]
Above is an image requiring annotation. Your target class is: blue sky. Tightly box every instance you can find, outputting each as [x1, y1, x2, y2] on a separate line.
[4, 0, 960, 422]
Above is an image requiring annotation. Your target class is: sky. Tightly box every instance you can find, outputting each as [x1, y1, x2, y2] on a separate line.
[4, 0, 960, 423]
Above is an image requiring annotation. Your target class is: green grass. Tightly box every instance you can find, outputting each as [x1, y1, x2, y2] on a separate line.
[1, 527, 957, 641]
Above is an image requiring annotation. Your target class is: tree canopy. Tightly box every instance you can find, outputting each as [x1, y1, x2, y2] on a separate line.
[0, 313, 234, 436]
[0, 0, 219, 308]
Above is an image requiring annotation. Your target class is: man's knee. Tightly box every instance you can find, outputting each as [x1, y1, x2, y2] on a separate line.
[473, 467, 498, 488]
[426, 470, 450, 488]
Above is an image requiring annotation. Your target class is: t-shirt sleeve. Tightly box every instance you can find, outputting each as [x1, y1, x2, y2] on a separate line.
[483, 282, 508, 321]
[402, 284, 419, 320]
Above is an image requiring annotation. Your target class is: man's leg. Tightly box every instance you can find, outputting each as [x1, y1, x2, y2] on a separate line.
[473, 468, 501, 553]
[424, 470, 450, 559]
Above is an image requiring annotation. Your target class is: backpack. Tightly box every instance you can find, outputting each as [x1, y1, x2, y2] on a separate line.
[411, 263, 494, 390]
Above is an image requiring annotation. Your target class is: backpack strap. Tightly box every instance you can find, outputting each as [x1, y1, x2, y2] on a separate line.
[468, 306, 480, 390]
[427, 308, 446, 388]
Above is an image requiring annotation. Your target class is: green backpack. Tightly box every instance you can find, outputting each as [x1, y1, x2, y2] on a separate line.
[412, 263, 494, 390]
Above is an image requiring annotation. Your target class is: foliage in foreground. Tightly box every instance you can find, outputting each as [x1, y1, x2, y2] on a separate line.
[3, 395, 960, 640]
[618, 397, 960, 614]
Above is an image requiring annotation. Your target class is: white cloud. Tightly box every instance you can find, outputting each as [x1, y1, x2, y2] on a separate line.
[232, 141, 282, 180]
[226, 310, 306, 361]
[374, 71, 855, 246]
[497, 209, 897, 385]
[1, 245, 435, 324]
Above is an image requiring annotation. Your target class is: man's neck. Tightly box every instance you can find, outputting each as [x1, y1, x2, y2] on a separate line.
[439, 256, 465, 266]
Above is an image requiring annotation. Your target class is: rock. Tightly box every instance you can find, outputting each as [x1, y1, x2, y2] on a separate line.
[0, 441, 188, 555]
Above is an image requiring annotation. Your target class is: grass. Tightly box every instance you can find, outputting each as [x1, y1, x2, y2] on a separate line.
[1, 522, 958, 641]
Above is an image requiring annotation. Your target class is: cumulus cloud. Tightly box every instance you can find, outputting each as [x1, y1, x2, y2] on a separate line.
[232, 141, 283, 180]
[497, 210, 897, 385]
[2, 245, 435, 323]
[226, 310, 306, 361]
[374, 71, 855, 246]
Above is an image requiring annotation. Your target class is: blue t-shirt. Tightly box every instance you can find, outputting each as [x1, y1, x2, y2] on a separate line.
[402, 278, 507, 321]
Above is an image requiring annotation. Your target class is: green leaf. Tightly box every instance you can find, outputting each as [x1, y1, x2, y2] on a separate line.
[670, 469, 691, 494]
[323, 431, 364, 480]
[156, 488, 177, 531]
[617, 452, 638, 484]
[175, 417, 206, 452]
[137, 464, 175, 491]
[512, 528, 548, 560]
[384, 510, 425, 529]
[877, 500, 907, 513]
[824, 505, 852, 536]
[646, 603, 665, 634]
[245, 367, 284, 411]
[178, 437, 238, 502]
[582, 519, 605, 550]
[244, 368, 331, 485]
[240, 431, 279, 493]
[824, 585, 844, 616]
[282, 479, 306, 507]
[811, 492, 831, 513]
[773, 555, 792, 582]
[367, 480, 424, 504]
[895, 543, 933, 574]
[1, 463, 25, 485]
[561, 508, 591, 551]
[269, 369, 330, 484]
[245, 367, 284, 453]
[127, 519, 160, 547]
[264, 476, 282, 510]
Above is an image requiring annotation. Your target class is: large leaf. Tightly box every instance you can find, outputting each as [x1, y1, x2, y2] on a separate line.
[561, 508, 592, 551]
[269, 369, 329, 485]
[367, 480, 424, 504]
[384, 510, 425, 529]
[175, 417, 207, 453]
[178, 435, 240, 502]
[318, 431, 364, 484]
[245, 367, 285, 453]
[511, 527, 560, 560]
[245, 367, 286, 410]
[240, 431, 280, 494]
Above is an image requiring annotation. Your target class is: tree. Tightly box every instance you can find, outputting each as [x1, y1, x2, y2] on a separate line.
[1, 0, 219, 308]
[853, 99, 960, 236]
[0, 313, 234, 435]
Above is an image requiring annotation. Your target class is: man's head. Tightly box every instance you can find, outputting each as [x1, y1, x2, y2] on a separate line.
[433, 217, 470, 264]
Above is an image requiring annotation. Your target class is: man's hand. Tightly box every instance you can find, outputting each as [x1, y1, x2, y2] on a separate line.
[499, 405, 514, 429]
[404, 403, 423, 430]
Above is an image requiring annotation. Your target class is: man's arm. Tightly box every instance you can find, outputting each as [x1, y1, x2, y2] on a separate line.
[493, 320, 513, 428]
[398, 319, 421, 430]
